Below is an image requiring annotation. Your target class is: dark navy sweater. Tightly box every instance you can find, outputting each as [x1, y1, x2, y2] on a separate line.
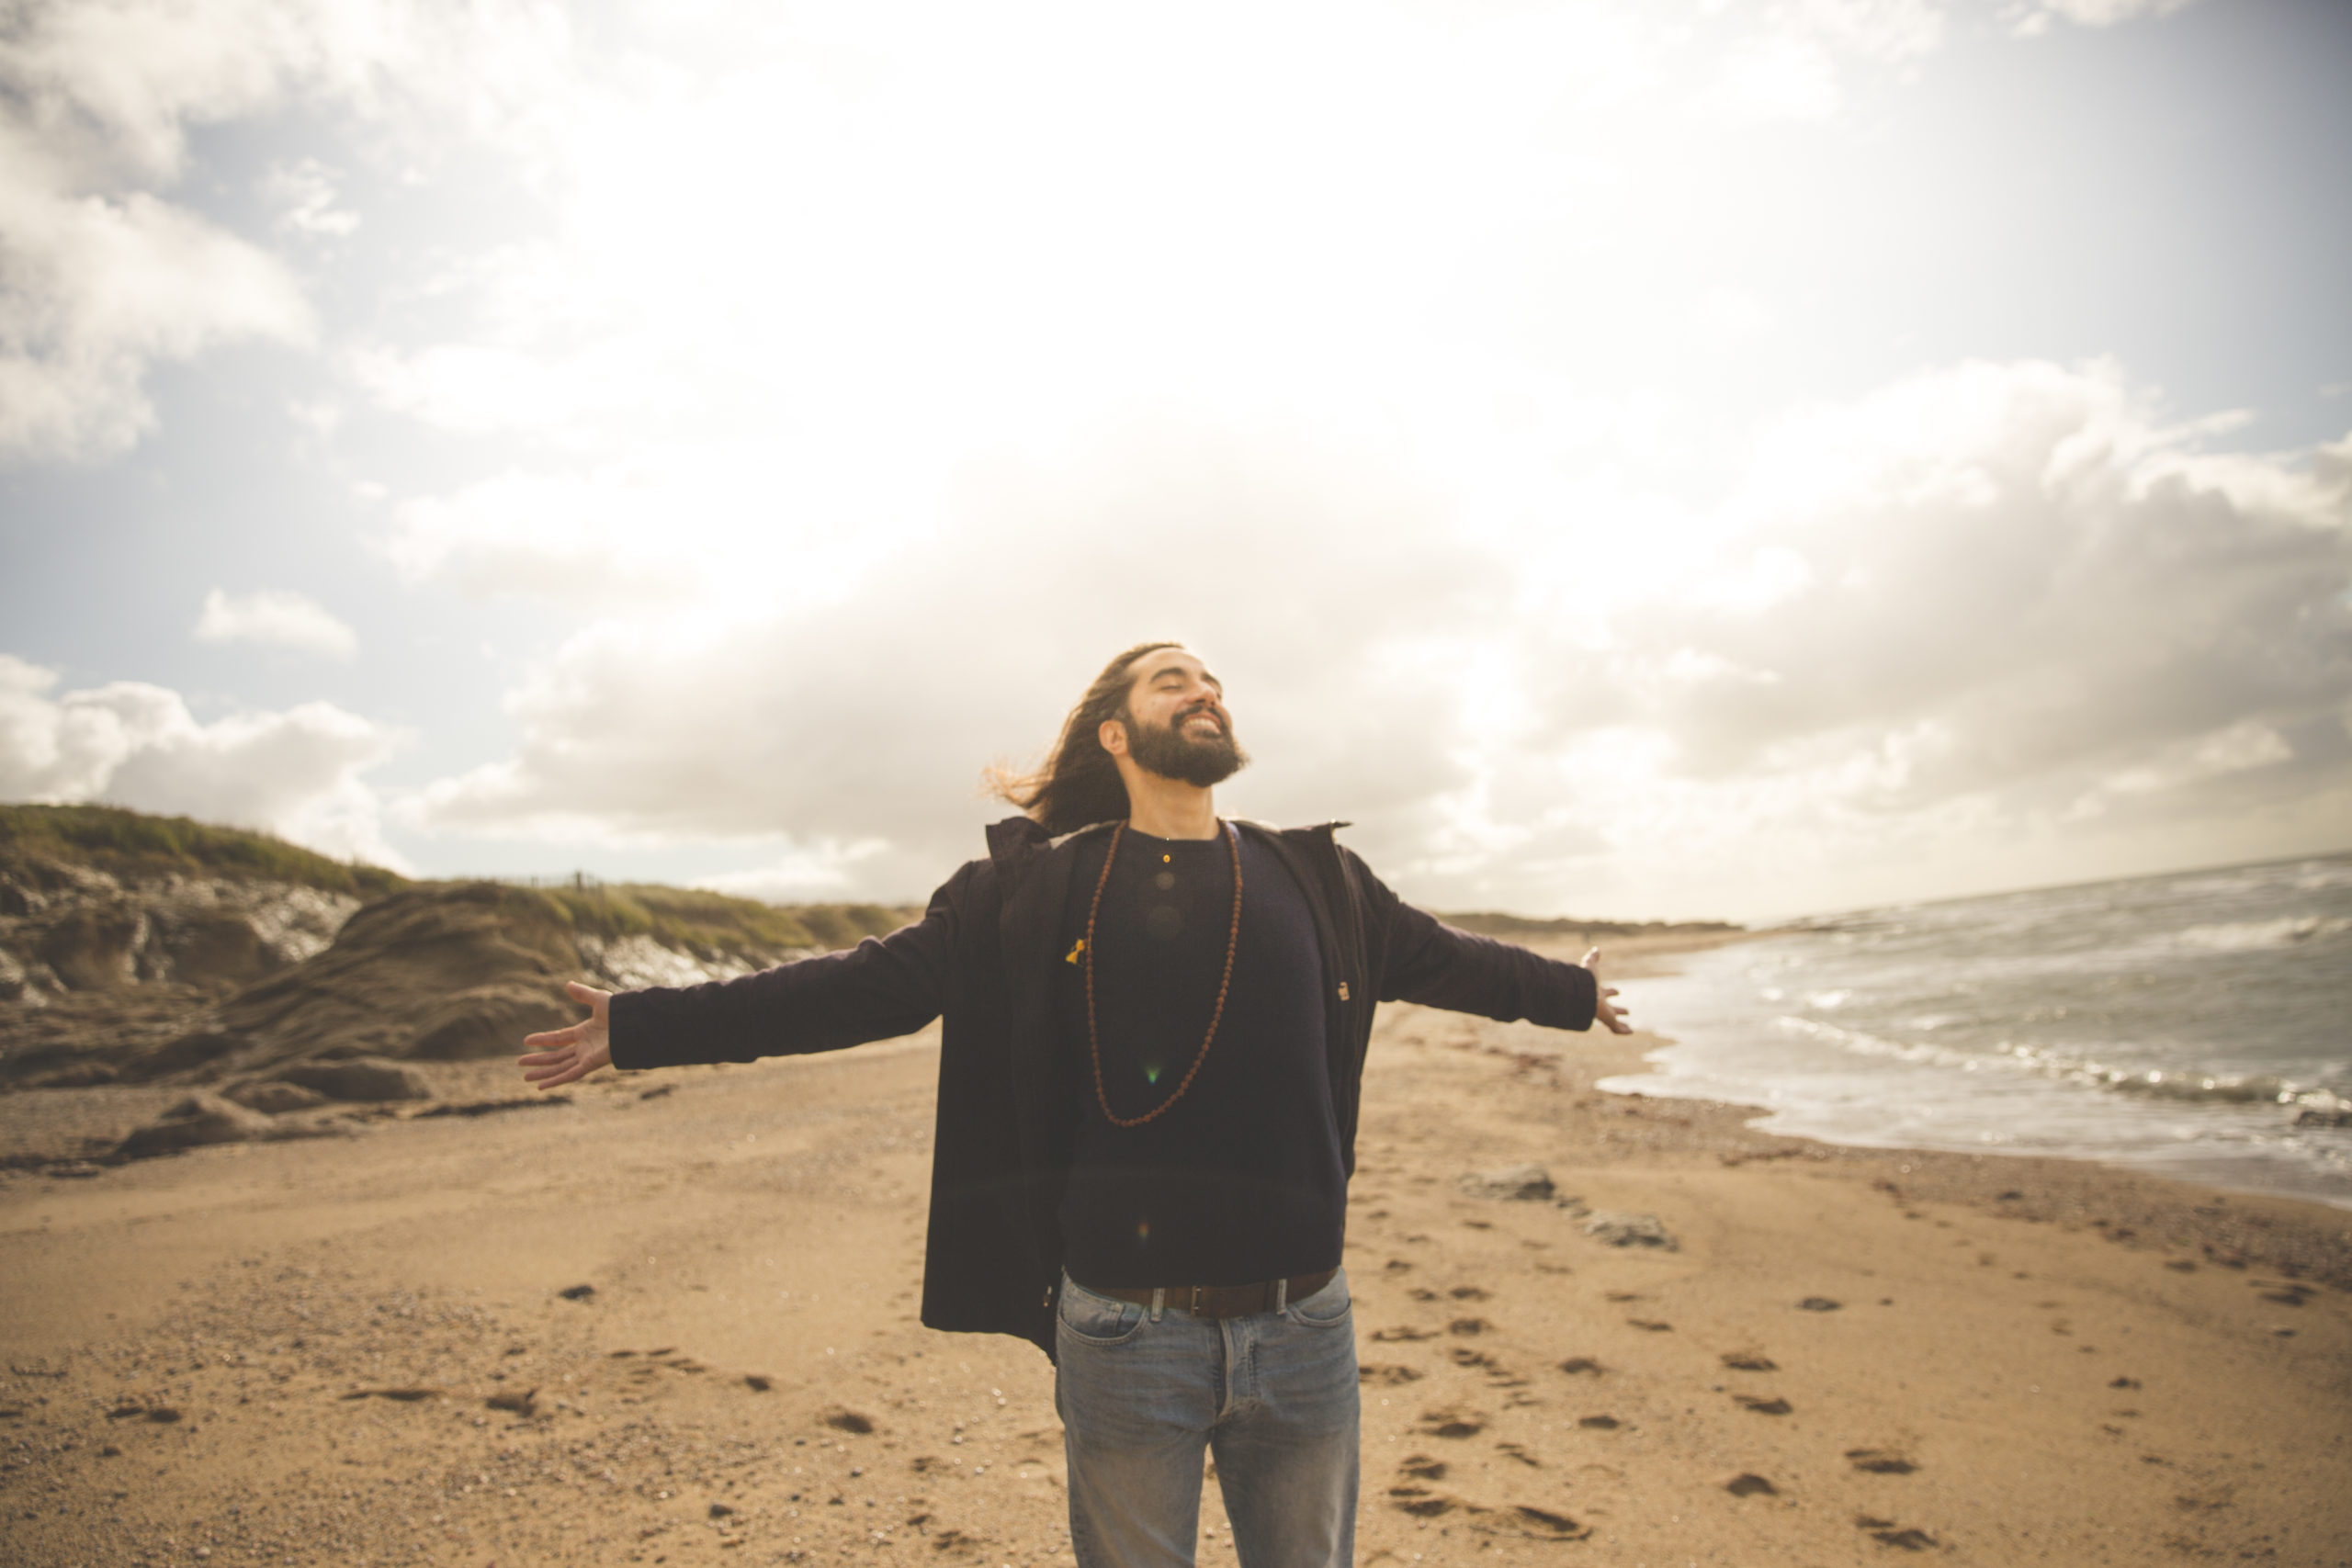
[1055, 824, 1344, 1289]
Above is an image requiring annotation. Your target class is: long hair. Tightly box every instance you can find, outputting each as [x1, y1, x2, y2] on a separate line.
[987, 641, 1181, 837]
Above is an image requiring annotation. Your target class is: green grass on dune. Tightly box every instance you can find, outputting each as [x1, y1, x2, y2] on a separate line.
[0, 804, 917, 953]
[0, 803, 409, 898]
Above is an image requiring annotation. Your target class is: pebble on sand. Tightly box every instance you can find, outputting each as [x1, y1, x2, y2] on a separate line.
[1582, 1213, 1678, 1250]
[1455, 1165, 1555, 1201]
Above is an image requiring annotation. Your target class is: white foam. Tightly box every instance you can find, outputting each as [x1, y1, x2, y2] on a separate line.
[2177, 916, 2350, 952]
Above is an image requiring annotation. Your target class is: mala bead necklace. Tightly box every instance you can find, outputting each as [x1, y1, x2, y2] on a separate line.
[1082, 819, 1243, 1128]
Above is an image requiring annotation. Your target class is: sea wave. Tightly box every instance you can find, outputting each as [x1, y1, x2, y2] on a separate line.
[1993, 1042, 2346, 1114]
[2175, 916, 2352, 952]
[1764, 1013, 2349, 1118]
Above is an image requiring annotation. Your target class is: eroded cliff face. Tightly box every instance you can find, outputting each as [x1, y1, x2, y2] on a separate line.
[0, 861, 798, 1094]
[2, 856, 360, 1000]
[0, 853, 368, 1089]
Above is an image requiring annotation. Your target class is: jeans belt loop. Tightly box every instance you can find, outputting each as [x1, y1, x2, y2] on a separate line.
[1190, 1284, 1204, 1316]
[1149, 1287, 1164, 1324]
[1275, 1275, 1288, 1313]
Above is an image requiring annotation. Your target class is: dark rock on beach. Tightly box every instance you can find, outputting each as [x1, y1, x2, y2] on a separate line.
[268, 1056, 434, 1103]
[112, 1093, 275, 1160]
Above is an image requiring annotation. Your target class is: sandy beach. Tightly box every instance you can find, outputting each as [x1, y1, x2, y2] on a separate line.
[4, 931, 2347, 1567]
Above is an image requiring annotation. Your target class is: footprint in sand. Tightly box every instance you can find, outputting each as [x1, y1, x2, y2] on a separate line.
[1496, 1441, 1542, 1467]
[1386, 1486, 1454, 1517]
[1498, 1506, 1587, 1540]
[1360, 1363, 1424, 1385]
[1409, 1288, 1440, 1302]
[1558, 1357, 1604, 1375]
[1720, 1351, 1777, 1371]
[1724, 1473, 1777, 1497]
[1418, 1411, 1486, 1438]
[1735, 1395, 1792, 1416]
[1626, 1319, 1672, 1333]
[1449, 1317, 1489, 1336]
[1797, 1297, 1841, 1313]
[2108, 1376, 2141, 1390]
[1372, 1325, 1438, 1342]
[1577, 1415, 1620, 1429]
[1846, 1449, 1915, 1473]
[1450, 1285, 1490, 1300]
[1857, 1517, 1937, 1551]
[1451, 1348, 1498, 1370]
[1397, 1455, 1448, 1481]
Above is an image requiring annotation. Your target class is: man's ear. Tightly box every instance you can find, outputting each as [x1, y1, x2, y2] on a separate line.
[1098, 716, 1129, 758]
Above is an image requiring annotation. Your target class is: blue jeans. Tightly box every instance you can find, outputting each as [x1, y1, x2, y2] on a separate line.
[1054, 1269, 1359, 1568]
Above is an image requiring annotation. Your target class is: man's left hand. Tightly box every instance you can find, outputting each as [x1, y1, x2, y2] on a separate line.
[1582, 946, 1633, 1035]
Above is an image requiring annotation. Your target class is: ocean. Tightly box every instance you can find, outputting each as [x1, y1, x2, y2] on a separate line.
[1600, 852, 2352, 1210]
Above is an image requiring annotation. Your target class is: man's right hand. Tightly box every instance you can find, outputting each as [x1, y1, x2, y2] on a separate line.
[520, 981, 615, 1089]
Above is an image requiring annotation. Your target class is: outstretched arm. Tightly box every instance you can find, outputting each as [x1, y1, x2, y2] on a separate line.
[519, 981, 613, 1089]
[1349, 846, 1613, 1032]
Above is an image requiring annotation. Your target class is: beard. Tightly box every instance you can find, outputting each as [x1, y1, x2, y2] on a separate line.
[1124, 703, 1250, 788]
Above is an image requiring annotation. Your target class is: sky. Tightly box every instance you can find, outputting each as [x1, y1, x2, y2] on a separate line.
[1, 0, 2347, 923]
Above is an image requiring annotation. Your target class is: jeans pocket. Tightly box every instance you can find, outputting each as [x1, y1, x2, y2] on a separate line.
[1285, 1269, 1352, 1328]
[1057, 1279, 1147, 1346]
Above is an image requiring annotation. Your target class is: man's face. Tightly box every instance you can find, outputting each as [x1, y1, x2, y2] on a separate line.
[1115, 648, 1248, 787]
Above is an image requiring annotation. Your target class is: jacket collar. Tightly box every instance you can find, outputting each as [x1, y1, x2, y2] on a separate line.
[985, 813, 1114, 896]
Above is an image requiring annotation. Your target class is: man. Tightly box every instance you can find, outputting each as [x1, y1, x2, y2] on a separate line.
[519, 641, 1630, 1568]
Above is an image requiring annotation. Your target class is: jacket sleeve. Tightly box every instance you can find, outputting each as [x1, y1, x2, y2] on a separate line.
[1352, 849, 1599, 1032]
[605, 867, 967, 1070]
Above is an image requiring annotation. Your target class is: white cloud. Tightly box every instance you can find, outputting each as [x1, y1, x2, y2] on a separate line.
[265, 157, 358, 238]
[2005, 0, 2195, 37]
[193, 589, 358, 659]
[0, 654, 406, 866]
[0, 0, 577, 465]
[380, 358, 2350, 919]
[0, 142, 314, 463]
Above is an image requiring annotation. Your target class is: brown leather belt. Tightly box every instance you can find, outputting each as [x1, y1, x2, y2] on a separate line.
[1085, 1269, 1339, 1320]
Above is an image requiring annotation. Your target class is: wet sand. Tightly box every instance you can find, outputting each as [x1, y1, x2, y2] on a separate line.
[3, 932, 2348, 1566]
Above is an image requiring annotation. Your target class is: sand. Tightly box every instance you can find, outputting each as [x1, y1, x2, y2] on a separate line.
[3, 931, 2348, 1567]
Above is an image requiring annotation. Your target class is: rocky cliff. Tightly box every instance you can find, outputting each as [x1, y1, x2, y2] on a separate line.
[0, 807, 916, 1111]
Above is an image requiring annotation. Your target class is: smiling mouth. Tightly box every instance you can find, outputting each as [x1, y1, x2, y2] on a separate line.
[1180, 709, 1226, 737]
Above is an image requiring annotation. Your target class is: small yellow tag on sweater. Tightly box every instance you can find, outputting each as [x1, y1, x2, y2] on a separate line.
[1066, 939, 1085, 964]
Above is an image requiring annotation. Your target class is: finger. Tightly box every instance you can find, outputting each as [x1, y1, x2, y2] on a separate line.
[565, 980, 611, 1006]
[518, 1048, 574, 1068]
[1580, 946, 1600, 967]
[1601, 987, 1619, 998]
[521, 1026, 582, 1051]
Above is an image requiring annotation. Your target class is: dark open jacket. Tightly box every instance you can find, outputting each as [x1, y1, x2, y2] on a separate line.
[608, 816, 1600, 1358]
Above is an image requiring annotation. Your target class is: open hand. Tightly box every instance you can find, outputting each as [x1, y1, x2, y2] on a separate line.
[520, 981, 614, 1089]
[1582, 947, 1633, 1035]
